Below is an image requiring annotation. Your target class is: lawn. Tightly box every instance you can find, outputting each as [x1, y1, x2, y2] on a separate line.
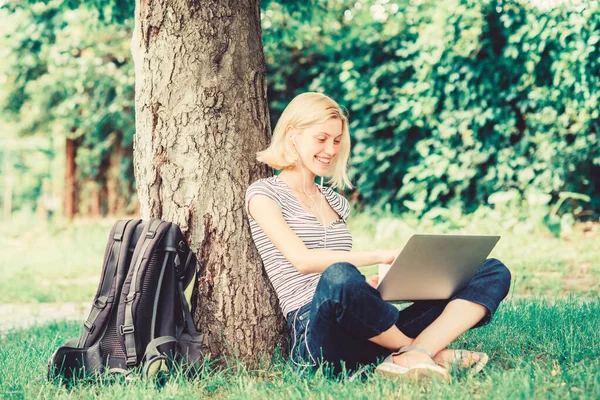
[1, 211, 598, 304]
[0, 211, 599, 399]
[0, 214, 113, 304]
[2, 300, 599, 399]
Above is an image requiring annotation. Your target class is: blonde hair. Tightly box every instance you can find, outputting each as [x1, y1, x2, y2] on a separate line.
[257, 92, 353, 190]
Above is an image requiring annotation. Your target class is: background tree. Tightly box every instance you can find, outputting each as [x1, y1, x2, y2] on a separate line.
[131, 0, 286, 363]
[0, 0, 137, 219]
[2, 0, 597, 224]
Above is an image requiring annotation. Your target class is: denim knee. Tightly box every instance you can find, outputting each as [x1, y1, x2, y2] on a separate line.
[321, 262, 359, 284]
[316, 262, 361, 299]
[311, 261, 400, 342]
[485, 258, 512, 299]
[452, 257, 512, 327]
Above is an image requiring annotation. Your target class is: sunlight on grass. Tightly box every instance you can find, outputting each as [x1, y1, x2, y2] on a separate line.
[0, 212, 598, 398]
[0, 213, 116, 303]
[1, 300, 598, 399]
[1, 212, 597, 304]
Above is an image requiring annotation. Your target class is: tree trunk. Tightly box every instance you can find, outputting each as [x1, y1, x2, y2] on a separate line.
[121, 144, 137, 213]
[64, 137, 77, 220]
[131, 0, 286, 365]
[89, 181, 102, 217]
[107, 141, 136, 215]
[106, 148, 120, 216]
[96, 153, 111, 217]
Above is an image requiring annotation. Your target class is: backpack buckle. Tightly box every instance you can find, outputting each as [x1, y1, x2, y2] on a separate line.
[93, 298, 107, 309]
[119, 325, 135, 335]
[125, 293, 136, 303]
[146, 230, 156, 239]
[84, 320, 95, 333]
[175, 267, 184, 281]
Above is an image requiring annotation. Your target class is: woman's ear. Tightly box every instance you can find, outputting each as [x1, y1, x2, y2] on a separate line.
[285, 126, 298, 146]
[285, 125, 297, 137]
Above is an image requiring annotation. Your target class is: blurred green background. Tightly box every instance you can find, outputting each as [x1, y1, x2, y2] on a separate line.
[0, 0, 598, 231]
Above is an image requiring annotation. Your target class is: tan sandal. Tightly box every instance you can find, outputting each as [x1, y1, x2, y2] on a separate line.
[375, 345, 451, 383]
[436, 349, 489, 376]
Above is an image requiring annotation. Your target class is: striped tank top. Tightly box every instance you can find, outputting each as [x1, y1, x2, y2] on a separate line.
[245, 175, 353, 318]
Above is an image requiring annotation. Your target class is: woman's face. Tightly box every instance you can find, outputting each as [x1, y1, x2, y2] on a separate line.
[292, 118, 343, 176]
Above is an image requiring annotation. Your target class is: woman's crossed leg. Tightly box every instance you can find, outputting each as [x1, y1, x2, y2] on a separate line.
[303, 260, 511, 375]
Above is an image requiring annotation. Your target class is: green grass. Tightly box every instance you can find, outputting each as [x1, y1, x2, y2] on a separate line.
[0, 214, 114, 303]
[0, 211, 598, 304]
[1, 299, 599, 399]
[1, 212, 599, 398]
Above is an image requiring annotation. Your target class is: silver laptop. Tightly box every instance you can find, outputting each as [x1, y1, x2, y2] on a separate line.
[377, 234, 500, 301]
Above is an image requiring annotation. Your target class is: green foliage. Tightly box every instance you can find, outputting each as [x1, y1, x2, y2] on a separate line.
[0, 0, 135, 210]
[263, 0, 600, 216]
[2, 0, 598, 217]
[1, 0, 134, 24]
[544, 191, 592, 237]
[0, 136, 58, 212]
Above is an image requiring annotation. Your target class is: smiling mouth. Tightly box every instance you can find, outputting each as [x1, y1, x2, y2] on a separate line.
[315, 156, 331, 166]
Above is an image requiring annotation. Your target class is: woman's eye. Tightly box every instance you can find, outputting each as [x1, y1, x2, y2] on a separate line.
[334, 141, 341, 145]
[317, 139, 326, 143]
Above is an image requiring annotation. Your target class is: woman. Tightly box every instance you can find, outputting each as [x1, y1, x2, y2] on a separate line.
[245, 92, 511, 381]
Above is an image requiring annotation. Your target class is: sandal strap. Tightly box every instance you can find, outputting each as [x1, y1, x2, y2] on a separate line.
[393, 345, 434, 358]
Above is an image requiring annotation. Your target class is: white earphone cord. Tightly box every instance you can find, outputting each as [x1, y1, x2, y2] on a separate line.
[298, 160, 327, 248]
[289, 147, 326, 368]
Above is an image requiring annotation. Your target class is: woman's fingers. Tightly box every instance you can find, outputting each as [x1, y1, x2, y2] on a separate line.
[369, 274, 379, 288]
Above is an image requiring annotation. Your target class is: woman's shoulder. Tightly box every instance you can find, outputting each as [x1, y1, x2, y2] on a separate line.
[245, 176, 283, 203]
[247, 176, 279, 191]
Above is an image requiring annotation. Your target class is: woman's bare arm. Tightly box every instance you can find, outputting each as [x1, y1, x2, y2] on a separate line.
[248, 194, 397, 274]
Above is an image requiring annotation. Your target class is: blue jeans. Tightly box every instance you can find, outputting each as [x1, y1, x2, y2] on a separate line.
[286, 259, 511, 374]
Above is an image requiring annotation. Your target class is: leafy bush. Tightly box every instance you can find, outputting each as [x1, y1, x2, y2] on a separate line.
[0, 0, 136, 213]
[263, 0, 600, 216]
[2, 0, 598, 217]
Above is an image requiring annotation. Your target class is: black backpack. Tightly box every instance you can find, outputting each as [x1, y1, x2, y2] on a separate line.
[48, 218, 204, 382]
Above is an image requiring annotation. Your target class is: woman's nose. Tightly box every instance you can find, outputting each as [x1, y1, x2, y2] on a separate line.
[325, 140, 336, 155]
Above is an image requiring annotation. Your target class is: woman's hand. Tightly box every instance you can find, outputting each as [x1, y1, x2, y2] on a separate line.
[368, 249, 400, 288]
[378, 249, 400, 265]
[368, 274, 379, 288]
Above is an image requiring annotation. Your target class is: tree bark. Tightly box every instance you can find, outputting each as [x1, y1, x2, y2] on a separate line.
[131, 0, 286, 365]
[64, 137, 77, 220]
[106, 147, 121, 215]
[89, 181, 102, 217]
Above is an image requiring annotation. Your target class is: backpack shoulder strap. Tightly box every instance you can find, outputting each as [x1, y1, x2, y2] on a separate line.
[180, 247, 197, 291]
[78, 219, 131, 347]
[122, 218, 165, 366]
[163, 223, 198, 331]
[177, 245, 198, 334]
[163, 223, 197, 290]
[178, 279, 198, 335]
